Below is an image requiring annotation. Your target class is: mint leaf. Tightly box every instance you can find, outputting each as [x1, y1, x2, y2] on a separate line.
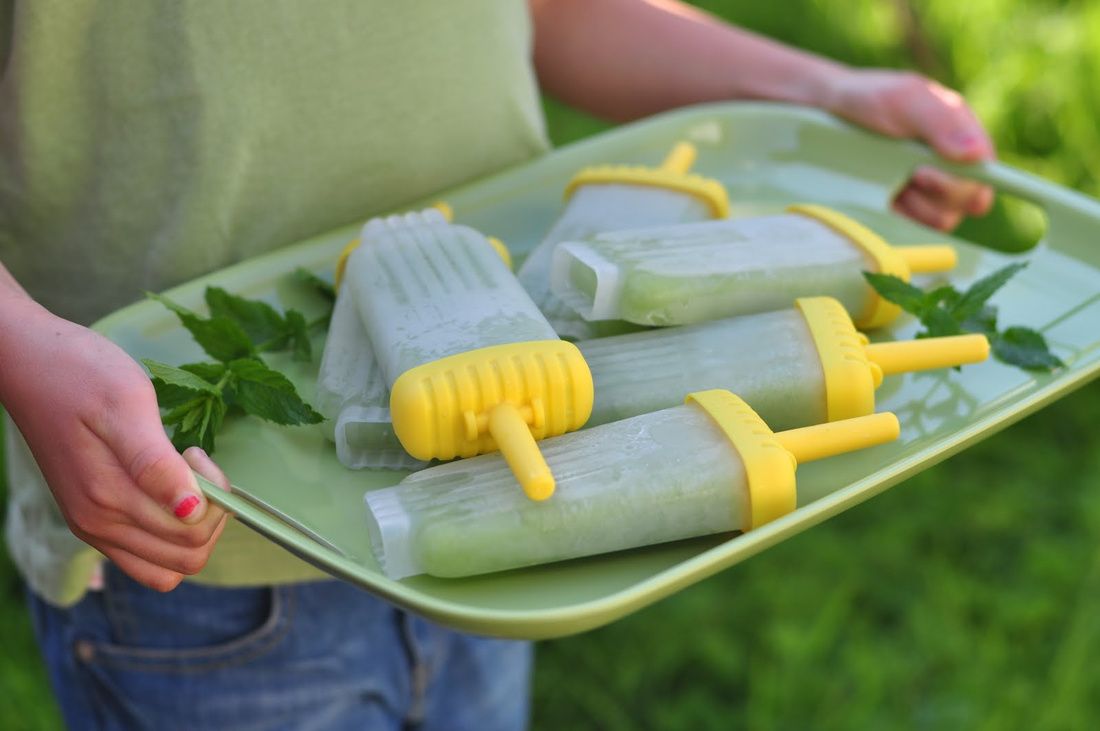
[227, 359, 323, 425]
[918, 308, 962, 338]
[146, 292, 255, 362]
[284, 310, 312, 361]
[293, 267, 336, 303]
[992, 327, 1065, 372]
[170, 398, 227, 454]
[863, 272, 930, 315]
[959, 304, 999, 337]
[950, 262, 1028, 323]
[205, 287, 288, 346]
[143, 359, 220, 409]
[180, 362, 228, 384]
[143, 359, 220, 394]
[925, 285, 961, 310]
[862, 265, 1060, 373]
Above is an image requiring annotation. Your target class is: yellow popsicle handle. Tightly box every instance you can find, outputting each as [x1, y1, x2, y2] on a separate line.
[774, 412, 900, 464]
[864, 334, 990, 376]
[488, 402, 556, 501]
[659, 142, 697, 174]
[898, 245, 958, 274]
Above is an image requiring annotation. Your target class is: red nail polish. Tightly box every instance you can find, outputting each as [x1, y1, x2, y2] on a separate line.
[173, 495, 201, 519]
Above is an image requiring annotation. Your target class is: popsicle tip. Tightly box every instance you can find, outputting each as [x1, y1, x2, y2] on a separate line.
[659, 142, 697, 174]
[899, 244, 958, 273]
[431, 201, 454, 222]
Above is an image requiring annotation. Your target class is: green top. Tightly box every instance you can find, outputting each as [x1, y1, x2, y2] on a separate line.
[0, 0, 549, 606]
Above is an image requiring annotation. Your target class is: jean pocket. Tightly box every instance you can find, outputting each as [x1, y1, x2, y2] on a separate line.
[76, 568, 293, 676]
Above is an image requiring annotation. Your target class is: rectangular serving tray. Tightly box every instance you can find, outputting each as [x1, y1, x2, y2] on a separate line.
[94, 102, 1100, 639]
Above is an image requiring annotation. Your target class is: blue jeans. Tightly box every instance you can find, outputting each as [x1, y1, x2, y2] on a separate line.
[27, 565, 532, 730]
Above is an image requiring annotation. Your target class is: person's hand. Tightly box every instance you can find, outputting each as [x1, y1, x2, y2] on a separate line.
[821, 69, 995, 231]
[0, 299, 229, 592]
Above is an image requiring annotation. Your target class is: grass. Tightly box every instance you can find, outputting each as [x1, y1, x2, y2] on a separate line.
[4, 2, 1100, 729]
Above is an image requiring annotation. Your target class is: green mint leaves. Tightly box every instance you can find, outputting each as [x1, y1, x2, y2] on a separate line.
[143, 287, 325, 454]
[864, 262, 1063, 372]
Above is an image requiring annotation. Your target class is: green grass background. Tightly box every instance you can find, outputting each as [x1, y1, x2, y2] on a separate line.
[4, 1, 1100, 728]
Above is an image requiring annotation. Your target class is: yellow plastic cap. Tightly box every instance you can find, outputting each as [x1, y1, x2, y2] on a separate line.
[686, 389, 797, 531]
[796, 297, 881, 422]
[390, 340, 594, 501]
[795, 298, 992, 420]
[564, 141, 731, 218]
[687, 389, 901, 531]
[787, 204, 956, 329]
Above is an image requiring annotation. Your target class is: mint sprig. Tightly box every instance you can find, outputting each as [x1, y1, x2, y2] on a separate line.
[864, 263, 1063, 372]
[143, 288, 324, 454]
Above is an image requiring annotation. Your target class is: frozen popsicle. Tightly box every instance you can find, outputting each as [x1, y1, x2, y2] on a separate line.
[317, 206, 513, 471]
[551, 203, 958, 329]
[517, 141, 729, 339]
[580, 296, 989, 431]
[364, 389, 900, 579]
[344, 210, 593, 499]
[314, 281, 427, 470]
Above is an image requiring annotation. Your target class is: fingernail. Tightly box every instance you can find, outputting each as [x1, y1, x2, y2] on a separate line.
[173, 494, 201, 519]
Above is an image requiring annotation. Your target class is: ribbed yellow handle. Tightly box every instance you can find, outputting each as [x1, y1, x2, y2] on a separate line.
[864, 334, 989, 376]
[774, 412, 900, 464]
[659, 142, 697, 174]
[488, 403, 555, 501]
[898, 245, 958, 273]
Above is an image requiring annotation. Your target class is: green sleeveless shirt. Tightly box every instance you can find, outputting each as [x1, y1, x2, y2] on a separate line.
[1, 0, 549, 605]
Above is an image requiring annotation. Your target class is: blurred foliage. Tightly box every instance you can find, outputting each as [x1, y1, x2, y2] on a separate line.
[4, 1, 1100, 729]
[535, 1, 1100, 729]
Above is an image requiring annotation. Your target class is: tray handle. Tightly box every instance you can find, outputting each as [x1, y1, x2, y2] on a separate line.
[902, 151, 1100, 258]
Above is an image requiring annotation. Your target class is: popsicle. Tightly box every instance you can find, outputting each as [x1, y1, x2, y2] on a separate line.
[314, 281, 426, 470]
[317, 205, 512, 471]
[343, 210, 593, 499]
[580, 296, 990, 431]
[517, 141, 729, 339]
[551, 203, 958, 329]
[364, 390, 900, 579]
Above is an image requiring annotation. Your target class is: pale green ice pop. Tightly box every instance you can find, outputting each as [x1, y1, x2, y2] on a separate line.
[344, 209, 594, 501]
[364, 390, 900, 579]
[580, 297, 990, 431]
[517, 142, 729, 339]
[314, 284, 426, 470]
[551, 204, 958, 330]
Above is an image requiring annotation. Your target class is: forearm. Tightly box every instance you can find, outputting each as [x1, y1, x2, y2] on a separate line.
[0, 260, 51, 403]
[530, 0, 847, 122]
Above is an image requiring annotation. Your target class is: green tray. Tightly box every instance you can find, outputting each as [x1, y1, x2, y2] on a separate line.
[94, 102, 1100, 640]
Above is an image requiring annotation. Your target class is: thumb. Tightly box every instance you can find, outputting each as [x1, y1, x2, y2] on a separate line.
[116, 408, 210, 525]
[907, 85, 994, 163]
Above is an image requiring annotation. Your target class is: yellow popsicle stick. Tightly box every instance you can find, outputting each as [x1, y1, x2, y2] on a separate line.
[489, 403, 555, 501]
[898, 245, 958, 274]
[659, 142, 697, 174]
[773, 412, 900, 465]
[864, 334, 990, 376]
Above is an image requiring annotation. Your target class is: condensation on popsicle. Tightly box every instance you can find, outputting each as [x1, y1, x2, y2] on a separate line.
[551, 204, 958, 329]
[314, 283, 426, 470]
[363, 390, 901, 580]
[317, 205, 513, 471]
[580, 297, 990, 431]
[343, 209, 594, 500]
[517, 141, 729, 339]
